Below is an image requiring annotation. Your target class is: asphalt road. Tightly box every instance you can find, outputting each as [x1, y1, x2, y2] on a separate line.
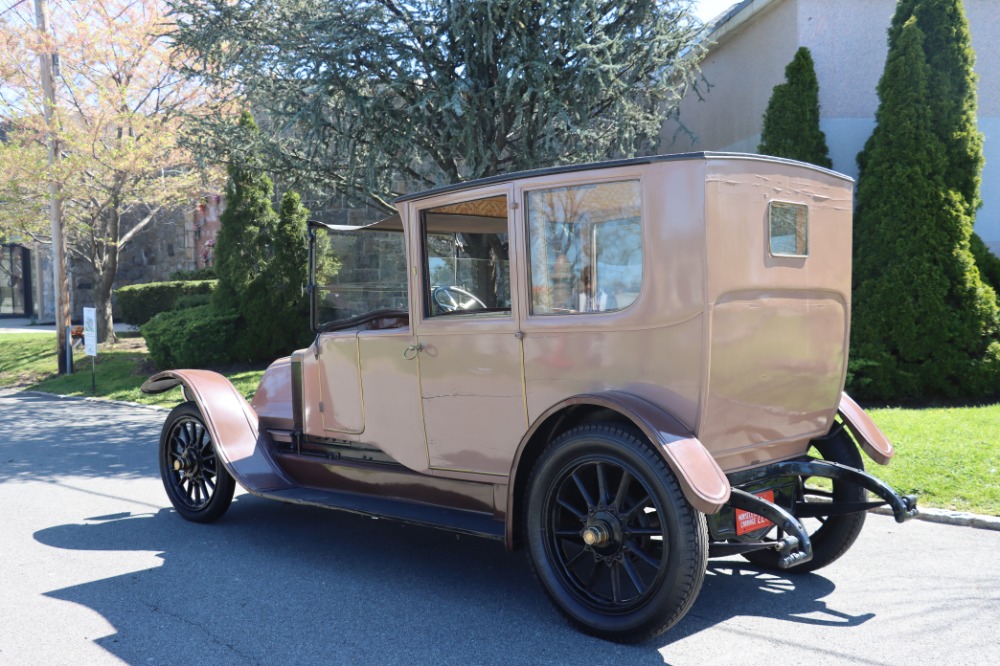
[1, 389, 998, 665]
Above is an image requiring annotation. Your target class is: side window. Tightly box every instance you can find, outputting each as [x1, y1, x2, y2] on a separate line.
[526, 181, 642, 315]
[769, 201, 808, 257]
[421, 195, 511, 316]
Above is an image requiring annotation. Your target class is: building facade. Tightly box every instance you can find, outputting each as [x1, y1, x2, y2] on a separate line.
[665, 0, 1000, 255]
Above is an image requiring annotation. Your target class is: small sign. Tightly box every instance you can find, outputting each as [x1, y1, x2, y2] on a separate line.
[83, 307, 97, 357]
[735, 490, 775, 535]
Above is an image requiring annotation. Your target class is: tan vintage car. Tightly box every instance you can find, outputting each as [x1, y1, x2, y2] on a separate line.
[143, 152, 917, 643]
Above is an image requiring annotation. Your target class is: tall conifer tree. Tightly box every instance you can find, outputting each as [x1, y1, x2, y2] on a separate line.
[758, 47, 832, 168]
[212, 112, 280, 309]
[851, 17, 999, 399]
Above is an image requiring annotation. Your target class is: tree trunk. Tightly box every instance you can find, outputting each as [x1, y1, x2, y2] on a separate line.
[93, 253, 118, 344]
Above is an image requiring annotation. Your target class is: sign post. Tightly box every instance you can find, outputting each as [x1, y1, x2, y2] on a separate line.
[83, 307, 97, 393]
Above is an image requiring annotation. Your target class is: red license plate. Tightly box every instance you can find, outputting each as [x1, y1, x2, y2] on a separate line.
[735, 490, 775, 535]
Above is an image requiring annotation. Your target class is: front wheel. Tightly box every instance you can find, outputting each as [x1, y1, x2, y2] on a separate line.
[524, 424, 707, 643]
[159, 401, 235, 523]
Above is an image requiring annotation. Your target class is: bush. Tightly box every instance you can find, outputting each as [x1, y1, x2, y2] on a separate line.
[169, 267, 217, 281]
[142, 304, 240, 369]
[117, 280, 217, 326]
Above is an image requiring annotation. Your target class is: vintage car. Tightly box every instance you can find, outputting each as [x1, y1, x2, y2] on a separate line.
[143, 152, 917, 643]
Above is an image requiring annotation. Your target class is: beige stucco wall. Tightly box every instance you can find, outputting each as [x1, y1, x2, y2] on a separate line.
[665, 0, 1000, 255]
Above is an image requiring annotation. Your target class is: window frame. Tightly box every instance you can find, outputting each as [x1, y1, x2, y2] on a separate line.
[767, 200, 810, 258]
[522, 178, 644, 318]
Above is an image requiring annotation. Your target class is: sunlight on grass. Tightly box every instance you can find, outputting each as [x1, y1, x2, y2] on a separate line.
[868, 405, 1000, 516]
[0, 332, 265, 407]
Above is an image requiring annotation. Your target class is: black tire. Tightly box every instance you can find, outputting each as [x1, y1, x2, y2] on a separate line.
[743, 429, 867, 573]
[524, 424, 707, 643]
[159, 401, 235, 523]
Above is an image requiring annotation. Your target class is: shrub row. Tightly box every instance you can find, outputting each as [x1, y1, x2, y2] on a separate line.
[142, 304, 240, 369]
[117, 280, 217, 326]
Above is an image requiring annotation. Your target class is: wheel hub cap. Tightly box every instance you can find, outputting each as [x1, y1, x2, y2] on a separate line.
[582, 522, 611, 546]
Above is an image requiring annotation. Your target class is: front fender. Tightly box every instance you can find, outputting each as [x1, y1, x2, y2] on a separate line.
[142, 370, 294, 492]
[508, 392, 731, 546]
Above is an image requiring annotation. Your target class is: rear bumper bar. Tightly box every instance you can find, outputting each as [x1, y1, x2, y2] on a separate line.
[708, 458, 918, 567]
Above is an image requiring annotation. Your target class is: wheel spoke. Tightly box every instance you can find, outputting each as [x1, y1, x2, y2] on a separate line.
[627, 540, 662, 569]
[627, 527, 663, 536]
[571, 472, 595, 509]
[610, 561, 622, 603]
[622, 557, 646, 595]
[613, 470, 632, 511]
[624, 494, 651, 518]
[596, 463, 608, 506]
[557, 498, 586, 521]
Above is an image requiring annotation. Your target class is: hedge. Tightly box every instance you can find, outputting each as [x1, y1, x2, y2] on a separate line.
[117, 280, 217, 326]
[142, 304, 239, 369]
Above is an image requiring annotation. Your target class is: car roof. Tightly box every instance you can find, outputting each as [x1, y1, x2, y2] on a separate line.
[393, 151, 852, 204]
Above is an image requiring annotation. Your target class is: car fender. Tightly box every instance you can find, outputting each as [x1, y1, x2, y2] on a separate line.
[507, 392, 731, 546]
[837, 392, 894, 465]
[142, 370, 295, 492]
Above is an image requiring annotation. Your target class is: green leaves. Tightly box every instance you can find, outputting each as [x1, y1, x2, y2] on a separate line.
[168, 0, 704, 208]
[851, 8, 999, 401]
[757, 47, 832, 168]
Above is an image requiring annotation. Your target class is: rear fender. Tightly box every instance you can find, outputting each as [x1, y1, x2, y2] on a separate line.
[837, 392, 894, 465]
[142, 370, 294, 492]
[507, 392, 731, 548]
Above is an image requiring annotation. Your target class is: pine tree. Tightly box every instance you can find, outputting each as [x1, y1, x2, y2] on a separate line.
[850, 18, 999, 400]
[233, 191, 313, 360]
[212, 111, 280, 310]
[758, 47, 832, 168]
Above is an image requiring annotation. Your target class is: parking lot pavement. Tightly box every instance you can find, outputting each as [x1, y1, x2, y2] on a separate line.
[2, 389, 998, 665]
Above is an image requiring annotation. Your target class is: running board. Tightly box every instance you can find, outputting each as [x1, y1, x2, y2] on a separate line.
[248, 486, 505, 541]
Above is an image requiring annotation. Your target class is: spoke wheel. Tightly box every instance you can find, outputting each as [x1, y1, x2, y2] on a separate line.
[743, 428, 867, 573]
[525, 424, 706, 643]
[159, 401, 235, 523]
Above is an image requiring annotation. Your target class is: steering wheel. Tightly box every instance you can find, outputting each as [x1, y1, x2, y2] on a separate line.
[432, 286, 486, 312]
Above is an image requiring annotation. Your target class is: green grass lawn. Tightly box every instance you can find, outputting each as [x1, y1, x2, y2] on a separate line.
[2, 330, 997, 516]
[867, 404, 1000, 516]
[0, 332, 265, 408]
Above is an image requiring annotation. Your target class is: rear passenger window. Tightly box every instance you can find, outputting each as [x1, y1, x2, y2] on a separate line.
[526, 181, 642, 315]
[769, 201, 808, 257]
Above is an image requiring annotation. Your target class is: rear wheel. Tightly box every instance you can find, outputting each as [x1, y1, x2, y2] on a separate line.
[743, 429, 867, 572]
[525, 424, 707, 643]
[159, 401, 235, 523]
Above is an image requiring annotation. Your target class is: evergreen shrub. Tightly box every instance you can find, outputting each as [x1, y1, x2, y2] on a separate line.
[758, 47, 832, 168]
[117, 280, 217, 326]
[142, 304, 239, 369]
[169, 267, 217, 281]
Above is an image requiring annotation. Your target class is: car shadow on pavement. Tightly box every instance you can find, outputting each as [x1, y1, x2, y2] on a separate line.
[34, 496, 874, 665]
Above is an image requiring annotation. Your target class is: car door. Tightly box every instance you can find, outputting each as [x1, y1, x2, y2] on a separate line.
[410, 187, 527, 478]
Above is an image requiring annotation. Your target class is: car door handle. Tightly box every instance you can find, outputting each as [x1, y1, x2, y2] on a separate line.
[403, 343, 423, 360]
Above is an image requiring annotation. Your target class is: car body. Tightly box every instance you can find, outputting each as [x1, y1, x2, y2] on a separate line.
[143, 152, 916, 643]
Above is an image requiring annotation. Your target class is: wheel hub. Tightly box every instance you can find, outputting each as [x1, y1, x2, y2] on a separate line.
[173, 447, 200, 479]
[582, 510, 624, 556]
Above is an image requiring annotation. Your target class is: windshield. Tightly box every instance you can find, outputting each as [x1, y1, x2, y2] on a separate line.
[311, 223, 409, 330]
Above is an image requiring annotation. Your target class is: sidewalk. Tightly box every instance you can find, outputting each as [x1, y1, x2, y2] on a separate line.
[0, 317, 136, 334]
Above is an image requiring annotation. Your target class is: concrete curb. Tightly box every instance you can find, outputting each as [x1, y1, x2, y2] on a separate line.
[870, 505, 1000, 531]
[7, 389, 1000, 532]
